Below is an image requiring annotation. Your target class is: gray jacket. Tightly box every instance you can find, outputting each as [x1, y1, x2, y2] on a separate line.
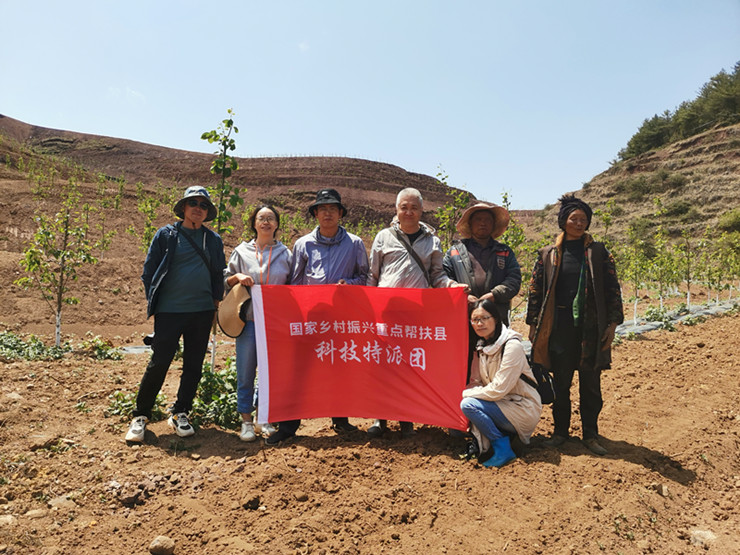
[291, 226, 368, 285]
[223, 240, 293, 321]
[367, 220, 452, 289]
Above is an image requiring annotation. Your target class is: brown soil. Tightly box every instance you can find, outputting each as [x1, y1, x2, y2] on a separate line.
[1, 117, 739, 554]
[1, 310, 739, 554]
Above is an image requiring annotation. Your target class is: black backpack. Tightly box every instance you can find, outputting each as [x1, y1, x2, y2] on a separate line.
[502, 339, 555, 405]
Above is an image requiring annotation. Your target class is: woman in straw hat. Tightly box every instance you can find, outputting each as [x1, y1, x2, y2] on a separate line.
[443, 202, 521, 324]
[443, 202, 522, 384]
[224, 205, 292, 441]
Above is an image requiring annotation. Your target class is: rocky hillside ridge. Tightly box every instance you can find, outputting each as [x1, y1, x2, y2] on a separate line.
[3, 114, 737, 247]
[531, 123, 740, 241]
[0, 114, 470, 228]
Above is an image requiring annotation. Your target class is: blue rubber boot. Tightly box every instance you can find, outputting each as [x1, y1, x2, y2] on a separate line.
[482, 436, 517, 468]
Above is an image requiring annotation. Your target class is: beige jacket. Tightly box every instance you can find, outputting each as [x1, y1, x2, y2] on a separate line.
[462, 326, 542, 444]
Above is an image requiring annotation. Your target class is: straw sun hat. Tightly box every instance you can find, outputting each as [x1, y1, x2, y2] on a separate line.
[455, 202, 510, 239]
[217, 283, 251, 338]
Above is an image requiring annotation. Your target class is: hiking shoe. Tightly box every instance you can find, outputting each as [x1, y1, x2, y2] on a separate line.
[583, 437, 608, 456]
[125, 416, 147, 442]
[332, 420, 358, 434]
[264, 427, 296, 446]
[544, 434, 567, 447]
[367, 419, 387, 438]
[239, 421, 257, 442]
[254, 422, 277, 437]
[400, 421, 416, 438]
[168, 412, 195, 437]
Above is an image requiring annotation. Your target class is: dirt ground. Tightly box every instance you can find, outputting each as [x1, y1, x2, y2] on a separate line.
[1, 276, 739, 554]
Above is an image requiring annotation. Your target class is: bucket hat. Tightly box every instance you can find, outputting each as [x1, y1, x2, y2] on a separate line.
[217, 283, 251, 338]
[308, 188, 347, 218]
[455, 202, 510, 239]
[173, 186, 218, 222]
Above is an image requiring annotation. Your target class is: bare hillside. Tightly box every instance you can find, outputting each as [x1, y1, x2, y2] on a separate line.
[530, 123, 740, 241]
[0, 114, 459, 227]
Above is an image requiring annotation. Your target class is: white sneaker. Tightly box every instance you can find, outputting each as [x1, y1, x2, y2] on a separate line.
[168, 412, 195, 437]
[258, 422, 277, 437]
[125, 416, 148, 442]
[240, 421, 257, 442]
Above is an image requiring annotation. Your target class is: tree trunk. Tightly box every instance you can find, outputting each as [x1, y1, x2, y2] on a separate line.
[55, 311, 61, 348]
[633, 298, 638, 326]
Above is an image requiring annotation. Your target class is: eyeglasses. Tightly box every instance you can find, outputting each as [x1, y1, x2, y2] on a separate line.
[186, 199, 210, 210]
[256, 215, 277, 223]
[470, 315, 493, 325]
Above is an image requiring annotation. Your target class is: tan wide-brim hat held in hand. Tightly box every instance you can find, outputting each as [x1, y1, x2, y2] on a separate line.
[217, 283, 251, 338]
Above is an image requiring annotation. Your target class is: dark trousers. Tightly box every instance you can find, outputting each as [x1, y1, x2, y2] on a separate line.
[549, 329, 603, 440]
[134, 310, 214, 419]
[277, 417, 350, 435]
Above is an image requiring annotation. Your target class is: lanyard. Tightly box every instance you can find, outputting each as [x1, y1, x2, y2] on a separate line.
[255, 243, 274, 285]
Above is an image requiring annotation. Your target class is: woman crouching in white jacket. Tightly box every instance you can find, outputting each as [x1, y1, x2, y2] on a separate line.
[461, 299, 542, 467]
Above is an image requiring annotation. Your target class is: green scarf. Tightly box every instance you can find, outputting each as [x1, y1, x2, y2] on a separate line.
[572, 258, 586, 327]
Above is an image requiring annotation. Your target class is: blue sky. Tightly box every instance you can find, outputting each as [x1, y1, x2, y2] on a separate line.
[2, 1, 738, 209]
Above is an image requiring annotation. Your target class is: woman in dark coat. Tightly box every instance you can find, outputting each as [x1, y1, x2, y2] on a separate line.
[526, 194, 623, 455]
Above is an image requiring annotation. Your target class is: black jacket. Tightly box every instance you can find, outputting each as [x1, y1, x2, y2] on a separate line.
[443, 238, 522, 316]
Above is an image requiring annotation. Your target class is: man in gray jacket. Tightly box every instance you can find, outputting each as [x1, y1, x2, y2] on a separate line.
[366, 187, 466, 438]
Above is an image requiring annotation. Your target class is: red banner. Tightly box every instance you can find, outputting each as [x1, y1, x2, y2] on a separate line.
[253, 285, 469, 430]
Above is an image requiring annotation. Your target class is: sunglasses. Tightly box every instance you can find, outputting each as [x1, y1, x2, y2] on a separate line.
[186, 199, 211, 210]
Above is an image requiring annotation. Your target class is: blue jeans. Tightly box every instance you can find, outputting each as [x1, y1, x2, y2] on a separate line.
[235, 321, 257, 415]
[460, 397, 517, 441]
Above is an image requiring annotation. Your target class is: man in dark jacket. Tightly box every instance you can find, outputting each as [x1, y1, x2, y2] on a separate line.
[126, 186, 226, 443]
[443, 202, 522, 380]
